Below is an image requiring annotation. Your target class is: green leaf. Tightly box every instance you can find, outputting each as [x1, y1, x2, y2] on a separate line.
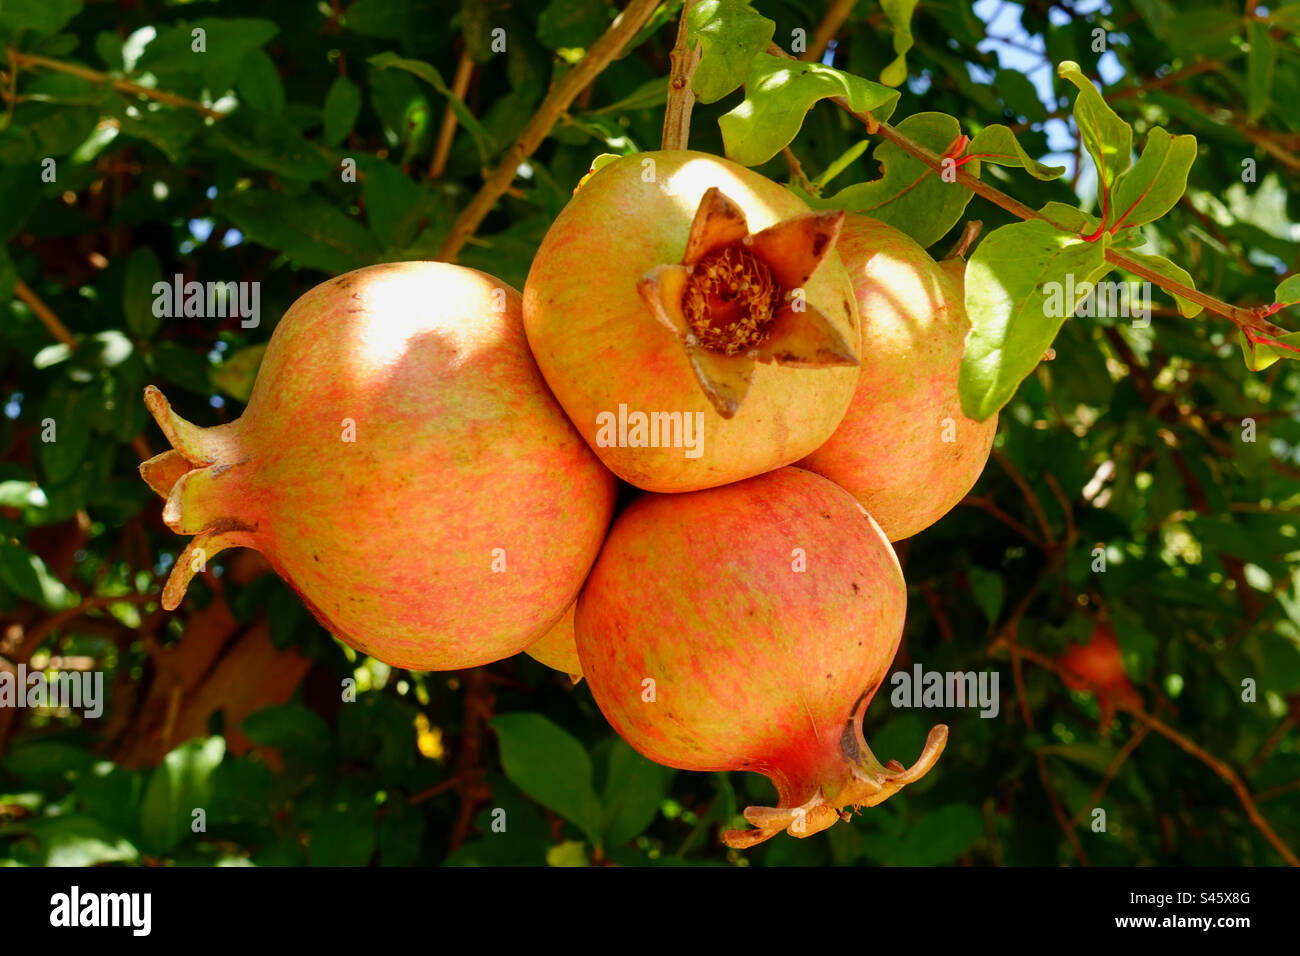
[1166, 9, 1241, 58]
[323, 76, 362, 147]
[12, 816, 138, 867]
[1272, 4, 1300, 32]
[958, 218, 1110, 420]
[1238, 329, 1300, 372]
[0, 0, 82, 37]
[811, 139, 870, 190]
[1109, 128, 1196, 231]
[863, 803, 983, 865]
[799, 112, 972, 249]
[38, 385, 96, 484]
[601, 739, 674, 846]
[491, 712, 602, 845]
[967, 566, 1004, 623]
[124, 247, 164, 339]
[138, 737, 225, 855]
[368, 52, 489, 163]
[216, 189, 380, 275]
[236, 48, 286, 116]
[241, 703, 333, 768]
[0, 168, 42, 242]
[537, 0, 612, 50]
[0, 248, 16, 303]
[363, 161, 426, 249]
[995, 68, 1048, 123]
[378, 798, 426, 866]
[1247, 21, 1276, 120]
[344, 0, 417, 38]
[1118, 251, 1201, 317]
[1057, 61, 1132, 219]
[0, 480, 47, 509]
[966, 125, 1065, 180]
[309, 790, 377, 866]
[688, 0, 775, 105]
[138, 19, 279, 93]
[110, 102, 204, 164]
[0, 541, 72, 609]
[545, 840, 590, 866]
[1276, 275, 1300, 305]
[719, 53, 899, 167]
[209, 111, 335, 181]
[880, 0, 919, 87]
[210, 344, 266, 404]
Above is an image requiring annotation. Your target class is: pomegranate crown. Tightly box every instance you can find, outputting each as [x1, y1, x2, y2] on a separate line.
[723, 707, 949, 849]
[138, 385, 256, 610]
[638, 187, 859, 418]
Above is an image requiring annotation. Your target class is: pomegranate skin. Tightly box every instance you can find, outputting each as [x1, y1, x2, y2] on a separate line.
[141, 262, 616, 671]
[523, 151, 861, 493]
[799, 215, 997, 540]
[575, 466, 945, 847]
[524, 602, 582, 679]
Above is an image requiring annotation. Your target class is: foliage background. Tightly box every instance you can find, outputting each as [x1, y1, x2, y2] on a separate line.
[1, 0, 1298, 867]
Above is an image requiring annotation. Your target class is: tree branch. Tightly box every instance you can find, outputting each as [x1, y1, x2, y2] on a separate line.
[436, 0, 661, 262]
[762, 43, 1292, 340]
[661, 0, 700, 150]
[8, 50, 224, 118]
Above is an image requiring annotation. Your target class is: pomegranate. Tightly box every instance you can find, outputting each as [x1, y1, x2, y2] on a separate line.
[139, 262, 616, 671]
[799, 215, 997, 540]
[524, 602, 582, 679]
[575, 466, 946, 848]
[523, 150, 862, 493]
[1059, 624, 1142, 726]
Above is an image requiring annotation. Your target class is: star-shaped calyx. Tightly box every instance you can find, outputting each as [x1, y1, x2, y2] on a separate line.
[637, 188, 859, 418]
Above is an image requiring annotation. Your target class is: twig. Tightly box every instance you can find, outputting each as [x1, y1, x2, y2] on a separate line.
[943, 219, 983, 259]
[919, 581, 954, 641]
[8, 50, 223, 119]
[1043, 472, 1077, 546]
[994, 450, 1055, 548]
[1255, 779, 1300, 803]
[803, 0, 857, 62]
[448, 669, 495, 850]
[1036, 749, 1090, 864]
[1012, 643, 1300, 866]
[436, 0, 660, 261]
[661, 0, 701, 150]
[761, 44, 1292, 340]
[781, 145, 814, 192]
[428, 50, 475, 179]
[0, 593, 153, 753]
[1068, 722, 1152, 827]
[14, 280, 76, 348]
[1245, 701, 1296, 772]
[958, 495, 1047, 550]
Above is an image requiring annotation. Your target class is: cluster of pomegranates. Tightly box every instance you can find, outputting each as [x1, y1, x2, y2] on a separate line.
[140, 151, 997, 848]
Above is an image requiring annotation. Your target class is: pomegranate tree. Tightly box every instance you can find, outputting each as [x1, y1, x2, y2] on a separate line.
[140, 262, 616, 671]
[574, 466, 946, 847]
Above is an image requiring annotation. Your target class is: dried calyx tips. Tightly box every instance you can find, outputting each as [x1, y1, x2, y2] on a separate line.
[637, 187, 859, 418]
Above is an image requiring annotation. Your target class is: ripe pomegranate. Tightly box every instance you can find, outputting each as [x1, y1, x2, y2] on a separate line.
[523, 150, 862, 493]
[575, 466, 946, 848]
[1059, 624, 1142, 727]
[799, 215, 997, 540]
[524, 602, 582, 680]
[139, 262, 616, 671]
